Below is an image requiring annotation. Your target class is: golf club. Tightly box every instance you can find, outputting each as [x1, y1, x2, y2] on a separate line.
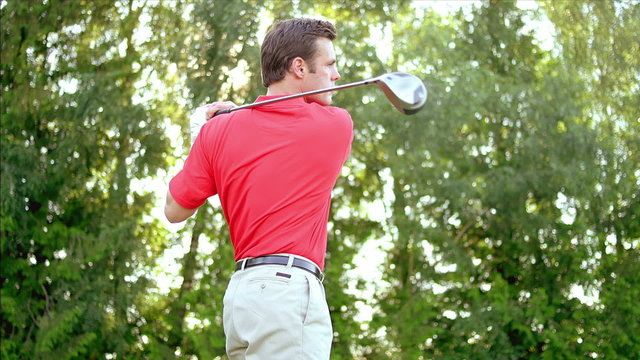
[213, 72, 427, 117]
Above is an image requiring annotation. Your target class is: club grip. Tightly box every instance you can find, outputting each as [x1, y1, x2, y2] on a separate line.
[214, 108, 232, 117]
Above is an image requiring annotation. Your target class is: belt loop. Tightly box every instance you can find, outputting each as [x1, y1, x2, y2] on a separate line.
[286, 255, 294, 268]
[240, 258, 248, 270]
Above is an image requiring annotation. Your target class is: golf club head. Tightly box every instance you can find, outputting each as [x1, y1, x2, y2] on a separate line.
[375, 72, 427, 115]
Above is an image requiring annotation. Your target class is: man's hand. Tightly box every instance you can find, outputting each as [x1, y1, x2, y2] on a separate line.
[205, 101, 237, 120]
[190, 101, 237, 145]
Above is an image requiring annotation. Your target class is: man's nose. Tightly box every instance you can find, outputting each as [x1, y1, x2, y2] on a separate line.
[332, 69, 341, 82]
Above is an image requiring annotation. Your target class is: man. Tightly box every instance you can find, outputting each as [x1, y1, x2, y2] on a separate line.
[164, 18, 353, 359]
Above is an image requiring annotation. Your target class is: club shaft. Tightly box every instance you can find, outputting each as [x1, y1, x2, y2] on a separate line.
[215, 78, 380, 116]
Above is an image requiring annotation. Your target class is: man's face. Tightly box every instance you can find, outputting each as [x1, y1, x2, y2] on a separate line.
[302, 38, 341, 106]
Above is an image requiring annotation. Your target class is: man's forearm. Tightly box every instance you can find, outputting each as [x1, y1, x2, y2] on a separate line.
[164, 189, 198, 223]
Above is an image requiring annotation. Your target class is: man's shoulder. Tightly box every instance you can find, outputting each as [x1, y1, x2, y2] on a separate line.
[202, 110, 246, 130]
[197, 111, 243, 144]
[313, 104, 352, 121]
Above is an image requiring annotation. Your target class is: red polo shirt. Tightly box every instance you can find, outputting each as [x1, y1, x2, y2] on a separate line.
[169, 96, 353, 269]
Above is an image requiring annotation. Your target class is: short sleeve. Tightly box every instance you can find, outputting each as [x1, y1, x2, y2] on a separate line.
[169, 129, 218, 209]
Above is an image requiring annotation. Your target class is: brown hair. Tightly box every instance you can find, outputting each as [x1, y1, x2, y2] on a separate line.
[260, 18, 337, 87]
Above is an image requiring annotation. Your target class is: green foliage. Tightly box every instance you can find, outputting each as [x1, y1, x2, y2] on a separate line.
[362, 0, 638, 358]
[2, 0, 637, 359]
[2, 0, 172, 358]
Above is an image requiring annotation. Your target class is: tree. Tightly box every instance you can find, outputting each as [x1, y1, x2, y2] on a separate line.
[3, 1, 636, 358]
[365, 0, 638, 358]
[541, 1, 640, 358]
[1, 1, 172, 358]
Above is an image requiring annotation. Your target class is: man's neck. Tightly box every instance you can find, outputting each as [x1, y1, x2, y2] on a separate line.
[266, 79, 303, 97]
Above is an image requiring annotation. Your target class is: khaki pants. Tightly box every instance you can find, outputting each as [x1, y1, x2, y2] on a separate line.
[223, 256, 332, 359]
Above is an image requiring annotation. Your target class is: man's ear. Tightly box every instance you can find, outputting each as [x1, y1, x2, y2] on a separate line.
[290, 57, 306, 79]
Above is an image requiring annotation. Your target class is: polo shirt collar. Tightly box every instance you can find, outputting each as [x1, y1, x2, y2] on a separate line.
[254, 95, 308, 107]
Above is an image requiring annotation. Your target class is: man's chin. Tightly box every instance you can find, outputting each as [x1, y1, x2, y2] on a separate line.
[320, 93, 334, 106]
[305, 95, 332, 106]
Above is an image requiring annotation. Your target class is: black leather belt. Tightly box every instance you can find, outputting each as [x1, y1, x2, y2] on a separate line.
[235, 255, 324, 282]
